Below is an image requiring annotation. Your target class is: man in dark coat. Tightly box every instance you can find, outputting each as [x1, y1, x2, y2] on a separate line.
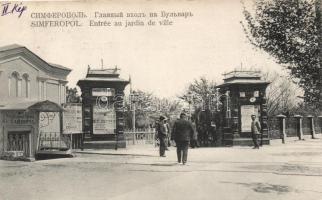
[157, 116, 167, 157]
[171, 113, 194, 165]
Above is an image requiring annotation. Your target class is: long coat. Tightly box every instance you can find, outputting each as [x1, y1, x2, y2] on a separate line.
[171, 119, 194, 142]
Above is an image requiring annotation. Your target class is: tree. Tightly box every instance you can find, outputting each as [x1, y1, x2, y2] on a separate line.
[66, 86, 81, 103]
[262, 71, 302, 116]
[242, 0, 320, 105]
[180, 77, 218, 111]
[123, 90, 184, 129]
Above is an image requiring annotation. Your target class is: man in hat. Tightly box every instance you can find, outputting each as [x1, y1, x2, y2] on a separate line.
[157, 116, 167, 157]
[171, 113, 194, 165]
[251, 114, 261, 149]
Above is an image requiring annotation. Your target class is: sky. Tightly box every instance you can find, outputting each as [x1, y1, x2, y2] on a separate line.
[0, 0, 287, 98]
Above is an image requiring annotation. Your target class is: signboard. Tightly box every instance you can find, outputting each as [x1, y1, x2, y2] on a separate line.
[63, 103, 82, 134]
[39, 112, 60, 133]
[93, 105, 116, 134]
[241, 105, 260, 132]
[1, 111, 35, 125]
[92, 88, 115, 97]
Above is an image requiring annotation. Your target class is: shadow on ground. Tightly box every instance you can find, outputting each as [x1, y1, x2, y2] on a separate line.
[220, 181, 297, 194]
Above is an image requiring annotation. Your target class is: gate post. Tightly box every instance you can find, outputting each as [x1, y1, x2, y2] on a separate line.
[277, 114, 286, 144]
[294, 115, 304, 140]
[307, 115, 316, 139]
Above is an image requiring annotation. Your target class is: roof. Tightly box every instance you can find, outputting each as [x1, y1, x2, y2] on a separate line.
[88, 68, 119, 75]
[0, 100, 64, 112]
[0, 101, 39, 110]
[27, 100, 64, 112]
[217, 69, 270, 88]
[0, 44, 72, 72]
[223, 70, 261, 80]
[216, 79, 270, 88]
[0, 44, 22, 52]
[86, 67, 120, 78]
[78, 77, 130, 82]
[49, 63, 72, 71]
[77, 66, 130, 87]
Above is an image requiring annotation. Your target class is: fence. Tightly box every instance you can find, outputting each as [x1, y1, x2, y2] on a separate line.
[37, 132, 83, 151]
[124, 128, 156, 145]
[268, 115, 322, 142]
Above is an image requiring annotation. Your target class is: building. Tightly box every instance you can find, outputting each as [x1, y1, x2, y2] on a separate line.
[0, 44, 71, 160]
[77, 66, 129, 149]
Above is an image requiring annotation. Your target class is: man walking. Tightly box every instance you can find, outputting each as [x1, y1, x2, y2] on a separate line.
[251, 114, 261, 149]
[171, 113, 194, 165]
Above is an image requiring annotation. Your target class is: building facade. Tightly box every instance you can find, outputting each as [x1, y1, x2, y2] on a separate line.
[0, 44, 71, 160]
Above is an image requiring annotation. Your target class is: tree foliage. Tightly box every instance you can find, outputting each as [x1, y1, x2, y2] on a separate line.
[123, 90, 183, 129]
[262, 71, 302, 116]
[242, 0, 320, 105]
[180, 77, 218, 111]
[66, 86, 81, 103]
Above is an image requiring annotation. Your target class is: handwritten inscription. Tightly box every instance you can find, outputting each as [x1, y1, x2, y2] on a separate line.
[1, 2, 27, 18]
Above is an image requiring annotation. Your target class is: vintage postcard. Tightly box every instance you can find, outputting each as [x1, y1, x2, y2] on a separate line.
[0, 0, 322, 199]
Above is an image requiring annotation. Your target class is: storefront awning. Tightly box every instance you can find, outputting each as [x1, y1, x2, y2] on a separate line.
[0, 100, 64, 112]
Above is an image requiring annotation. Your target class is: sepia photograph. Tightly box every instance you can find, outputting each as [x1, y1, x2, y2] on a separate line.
[0, 0, 322, 199]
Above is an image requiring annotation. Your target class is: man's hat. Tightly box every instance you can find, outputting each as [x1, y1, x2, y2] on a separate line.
[159, 116, 165, 121]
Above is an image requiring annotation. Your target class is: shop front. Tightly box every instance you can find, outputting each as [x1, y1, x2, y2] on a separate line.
[0, 100, 66, 160]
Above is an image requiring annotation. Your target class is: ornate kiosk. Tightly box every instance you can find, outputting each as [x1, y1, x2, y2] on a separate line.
[77, 67, 129, 149]
[216, 70, 270, 146]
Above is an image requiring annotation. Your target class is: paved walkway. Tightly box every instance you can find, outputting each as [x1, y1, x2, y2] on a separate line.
[1, 138, 322, 200]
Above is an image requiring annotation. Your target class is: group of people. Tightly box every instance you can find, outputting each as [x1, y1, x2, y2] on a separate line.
[156, 113, 262, 165]
[156, 113, 194, 165]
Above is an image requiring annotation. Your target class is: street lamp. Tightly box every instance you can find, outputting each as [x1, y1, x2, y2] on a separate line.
[130, 91, 139, 131]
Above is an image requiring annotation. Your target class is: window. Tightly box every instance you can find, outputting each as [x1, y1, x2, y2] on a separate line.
[254, 90, 259, 97]
[22, 74, 29, 98]
[10, 71, 20, 97]
[40, 81, 45, 100]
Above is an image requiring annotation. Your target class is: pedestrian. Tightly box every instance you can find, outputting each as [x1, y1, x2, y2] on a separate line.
[157, 116, 167, 157]
[251, 114, 261, 149]
[164, 119, 171, 150]
[171, 113, 194, 165]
